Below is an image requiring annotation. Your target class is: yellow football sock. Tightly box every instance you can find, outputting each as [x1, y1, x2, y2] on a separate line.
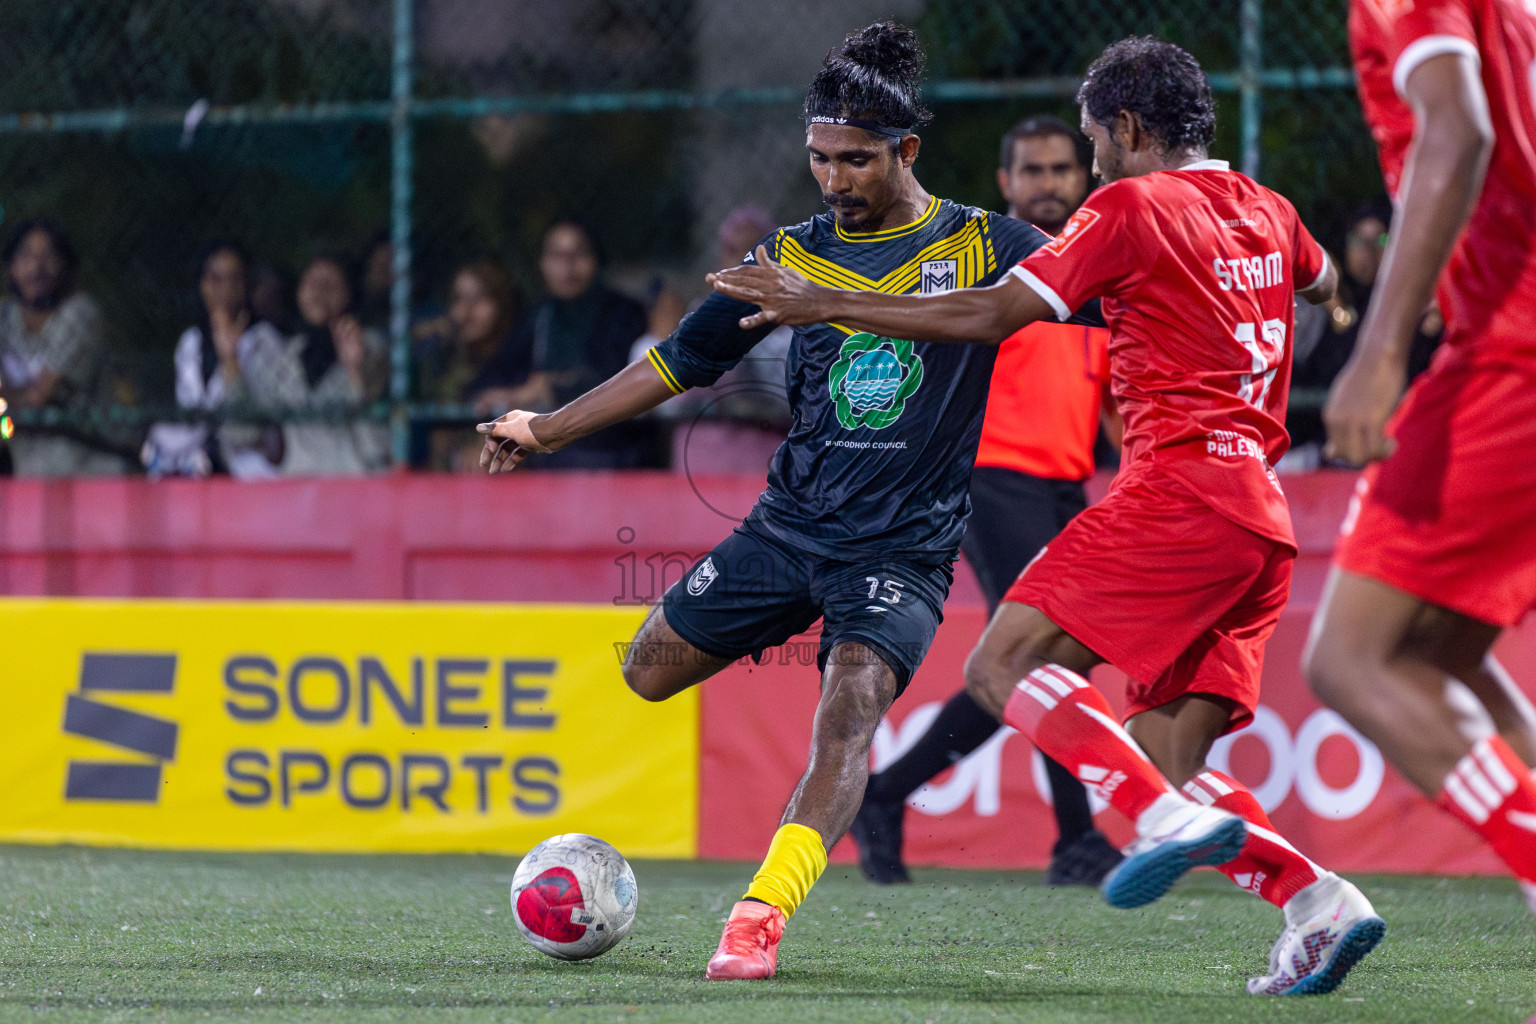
[742, 823, 828, 918]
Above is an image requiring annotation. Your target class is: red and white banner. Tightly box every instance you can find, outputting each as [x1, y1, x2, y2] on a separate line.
[700, 594, 1536, 875]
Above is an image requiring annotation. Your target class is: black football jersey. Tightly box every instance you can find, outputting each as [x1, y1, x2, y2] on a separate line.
[649, 197, 1052, 564]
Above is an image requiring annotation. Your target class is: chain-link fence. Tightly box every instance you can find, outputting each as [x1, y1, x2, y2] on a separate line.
[0, 0, 1380, 472]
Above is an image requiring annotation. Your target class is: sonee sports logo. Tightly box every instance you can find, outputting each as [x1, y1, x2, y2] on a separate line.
[828, 333, 924, 430]
[61, 653, 179, 802]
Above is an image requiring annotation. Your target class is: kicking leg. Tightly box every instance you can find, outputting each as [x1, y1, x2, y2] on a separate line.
[621, 603, 732, 702]
[964, 602, 1246, 909]
[1305, 568, 1536, 901]
[708, 641, 898, 980]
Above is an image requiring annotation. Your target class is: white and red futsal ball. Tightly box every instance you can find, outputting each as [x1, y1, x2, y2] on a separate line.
[510, 833, 638, 960]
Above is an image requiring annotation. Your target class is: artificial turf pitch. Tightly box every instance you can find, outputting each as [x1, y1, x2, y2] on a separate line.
[1, 845, 1531, 1023]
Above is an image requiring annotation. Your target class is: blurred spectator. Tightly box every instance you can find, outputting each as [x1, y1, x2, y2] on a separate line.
[632, 204, 792, 427]
[1287, 203, 1442, 456]
[281, 254, 390, 475]
[0, 217, 128, 476]
[413, 259, 519, 470]
[489, 218, 643, 411]
[482, 218, 650, 468]
[627, 276, 688, 364]
[704, 204, 792, 423]
[142, 241, 301, 479]
[358, 232, 394, 333]
[1297, 205, 1390, 391]
[249, 262, 295, 336]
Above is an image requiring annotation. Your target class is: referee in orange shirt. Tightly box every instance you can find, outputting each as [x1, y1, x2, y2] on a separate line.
[850, 116, 1124, 886]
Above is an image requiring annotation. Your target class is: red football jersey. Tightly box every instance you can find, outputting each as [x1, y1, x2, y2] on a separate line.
[1012, 161, 1328, 548]
[1350, 0, 1417, 196]
[1351, 0, 1536, 356]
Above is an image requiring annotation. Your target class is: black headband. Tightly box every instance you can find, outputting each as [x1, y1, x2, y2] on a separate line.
[805, 115, 913, 138]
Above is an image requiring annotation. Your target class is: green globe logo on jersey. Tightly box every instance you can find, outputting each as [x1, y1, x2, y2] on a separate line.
[828, 333, 924, 430]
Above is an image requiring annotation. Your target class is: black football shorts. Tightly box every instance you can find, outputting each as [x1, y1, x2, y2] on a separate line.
[659, 521, 952, 695]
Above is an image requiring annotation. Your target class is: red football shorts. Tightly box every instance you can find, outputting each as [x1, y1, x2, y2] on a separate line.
[1335, 349, 1536, 627]
[1004, 463, 1293, 733]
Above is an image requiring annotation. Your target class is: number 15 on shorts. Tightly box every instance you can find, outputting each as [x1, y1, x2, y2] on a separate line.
[865, 576, 905, 607]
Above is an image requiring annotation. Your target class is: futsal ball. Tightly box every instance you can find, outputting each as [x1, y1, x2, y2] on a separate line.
[510, 833, 638, 960]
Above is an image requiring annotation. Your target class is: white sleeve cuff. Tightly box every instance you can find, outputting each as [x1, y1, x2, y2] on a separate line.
[1393, 35, 1480, 100]
[1008, 265, 1072, 321]
[1301, 249, 1333, 293]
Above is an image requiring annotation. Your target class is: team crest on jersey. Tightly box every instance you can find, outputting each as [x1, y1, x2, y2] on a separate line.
[687, 557, 719, 596]
[1043, 207, 1100, 256]
[920, 259, 957, 293]
[828, 334, 924, 430]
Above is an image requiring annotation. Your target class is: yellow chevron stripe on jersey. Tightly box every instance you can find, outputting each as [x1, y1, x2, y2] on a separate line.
[778, 216, 991, 299]
[835, 195, 940, 243]
[778, 239, 874, 291]
[646, 347, 685, 394]
[879, 219, 990, 294]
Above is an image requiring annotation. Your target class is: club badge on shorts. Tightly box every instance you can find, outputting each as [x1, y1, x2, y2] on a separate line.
[687, 557, 719, 596]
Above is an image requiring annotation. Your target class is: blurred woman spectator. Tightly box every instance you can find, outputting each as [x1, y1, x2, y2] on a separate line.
[412, 259, 519, 470]
[281, 254, 390, 475]
[357, 232, 395, 333]
[0, 217, 128, 475]
[481, 217, 649, 468]
[142, 241, 301, 479]
[1287, 203, 1442, 456]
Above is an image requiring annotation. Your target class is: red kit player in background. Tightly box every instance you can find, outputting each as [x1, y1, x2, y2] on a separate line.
[851, 116, 1124, 889]
[714, 36, 1385, 997]
[1307, 0, 1536, 914]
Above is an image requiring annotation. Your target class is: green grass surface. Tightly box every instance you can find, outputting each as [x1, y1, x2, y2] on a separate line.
[0, 845, 1532, 1023]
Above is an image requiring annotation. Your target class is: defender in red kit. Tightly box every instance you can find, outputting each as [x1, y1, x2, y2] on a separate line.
[714, 36, 1384, 998]
[1307, 0, 1536, 916]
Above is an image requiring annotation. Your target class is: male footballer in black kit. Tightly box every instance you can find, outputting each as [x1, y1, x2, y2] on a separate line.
[851, 116, 1124, 888]
[476, 23, 1092, 980]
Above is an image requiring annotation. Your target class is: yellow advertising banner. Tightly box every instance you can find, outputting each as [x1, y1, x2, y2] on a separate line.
[0, 599, 695, 857]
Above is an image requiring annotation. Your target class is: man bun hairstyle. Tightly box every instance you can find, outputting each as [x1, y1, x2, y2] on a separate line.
[1077, 36, 1216, 155]
[803, 21, 933, 143]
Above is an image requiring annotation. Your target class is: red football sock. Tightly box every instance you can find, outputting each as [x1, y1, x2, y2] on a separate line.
[1183, 769, 1321, 907]
[1004, 665, 1175, 823]
[1434, 734, 1536, 884]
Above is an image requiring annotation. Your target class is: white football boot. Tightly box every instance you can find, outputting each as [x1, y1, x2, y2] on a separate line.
[1100, 795, 1247, 909]
[1247, 872, 1385, 995]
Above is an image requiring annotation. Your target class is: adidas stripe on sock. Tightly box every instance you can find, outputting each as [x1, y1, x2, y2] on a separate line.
[1435, 734, 1536, 885]
[1004, 665, 1175, 823]
[1183, 769, 1320, 907]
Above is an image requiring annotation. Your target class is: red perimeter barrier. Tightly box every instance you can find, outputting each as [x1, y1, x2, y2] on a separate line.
[1, 470, 1530, 873]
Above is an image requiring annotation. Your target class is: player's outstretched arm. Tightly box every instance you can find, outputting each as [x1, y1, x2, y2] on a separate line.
[709, 245, 1051, 345]
[1324, 51, 1493, 466]
[476, 359, 677, 473]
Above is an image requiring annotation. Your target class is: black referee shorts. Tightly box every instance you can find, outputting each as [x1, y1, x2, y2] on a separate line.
[961, 465, 1089, 611]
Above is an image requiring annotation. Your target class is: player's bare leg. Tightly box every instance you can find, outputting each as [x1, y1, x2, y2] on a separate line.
[1305, 570, 1536, 785]
[781, 642, 899, 840]
[1305, 568, 1536, 910]
[963, 603, 1247, 909]
[1127, 694, 1385, 995]
[621, 604, 732, 702]
[708, 641, 898, 980]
